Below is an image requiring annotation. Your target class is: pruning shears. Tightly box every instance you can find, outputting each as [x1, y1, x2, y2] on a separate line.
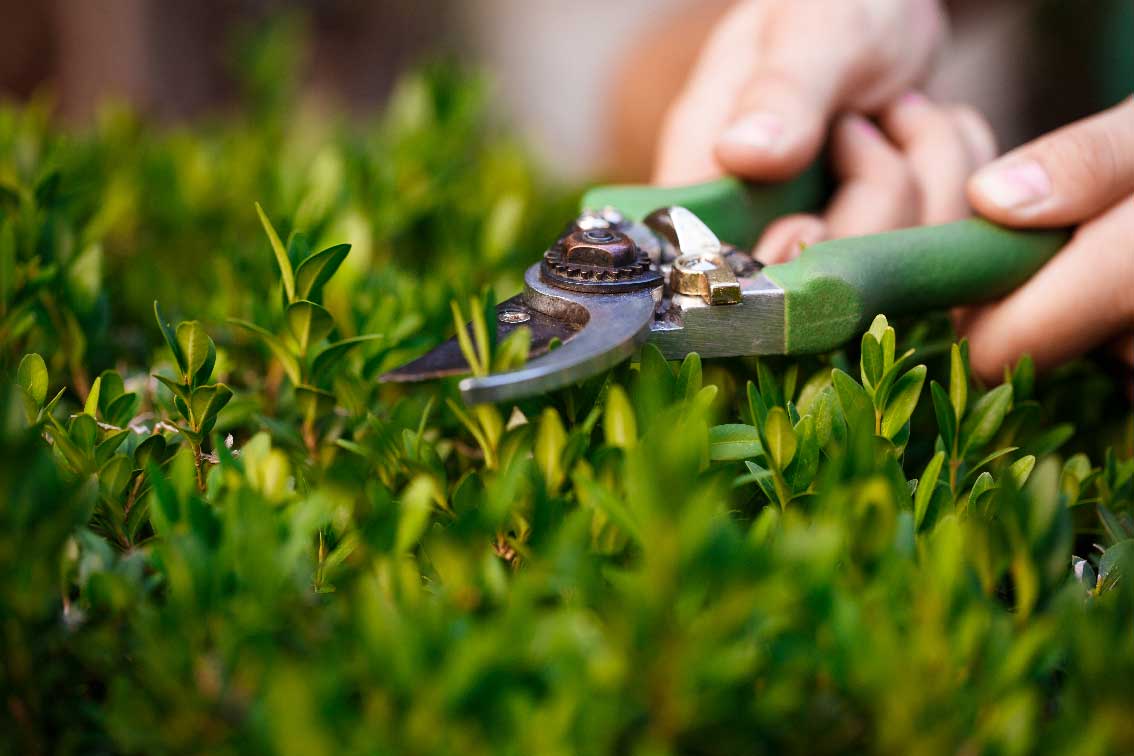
[382, 171, 1067, 404]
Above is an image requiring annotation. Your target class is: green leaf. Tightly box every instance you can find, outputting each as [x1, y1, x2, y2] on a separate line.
[604, 385, 636, 450]
[95, 429, 129, 467]
[831, 369, 872, 430]
[949, 342, 967, 421]
[295, 385, 334, 420]
[756, 360, 783, 409]
[470, 294, 493, 377]
[763, 407, 797, 470]
[1099, 504, 1134, 545]
[960, 384, 1013, 455]
[99, 455, 134, 499]
[286, 300, 335, 353]
[134, 434, 168, 470]
[572, 468, 642, 545]
[311, 335, 383, 382]
[813, 386, 837, 448]
[961, 446, 1020, 487]
[255, 202, 295, 301]
[449, 300, 483, 377]
[191, 384, 233, 427]
[880, 364, 926, 441]
[105, 392, 141, 428]
[1009, 354, 1034, 402]
[788, 415, 818, 492]
[70, 413, 99, 454]
[968, 471, 996, 510]
[229, 318, 303, 386]
[534, 407, 567, 490]
[153, 301, 186, 375]
[96, 370, 125, 411]
[175, 321, 212, 382]
[294, 243, 350, 299]
[676, 353, 702, 402]
[396, 476, 437, 553]
[915, 451, 946, 529]
[880, 325, 896, 371]
[194, 337, 217, 387]
[930, 381, 956, 451]
[493, 326, 530, 373]
[747, 381, 768, 428]
[867, 313, 889, 343]
[637, 344, 675, 422]
[17, 353, 48, 407]
[860, 332, 883, 390]
[84, 375, 102, 418]
[743, 461, 778, 502]
[708, 424, 763, 461]
[1098, 539, 1134, 594]
[1008, 455, 1036, 488]
[153, 373, 190, 405]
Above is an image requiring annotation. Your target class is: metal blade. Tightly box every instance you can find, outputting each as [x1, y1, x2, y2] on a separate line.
[459, 265, 658, 404]
[379, 293, 581, 383]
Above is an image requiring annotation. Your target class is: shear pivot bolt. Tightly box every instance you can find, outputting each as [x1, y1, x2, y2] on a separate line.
[562, 228, 638, 268]
[498, 309, 531, 324]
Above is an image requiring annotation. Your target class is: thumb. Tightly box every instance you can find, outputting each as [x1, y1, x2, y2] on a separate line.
[968, 98, 1134, 227]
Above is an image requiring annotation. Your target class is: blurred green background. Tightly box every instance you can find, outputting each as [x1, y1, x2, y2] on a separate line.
[1, 5, 1132, 756]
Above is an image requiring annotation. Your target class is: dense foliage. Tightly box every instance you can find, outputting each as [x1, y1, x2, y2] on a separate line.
[2, 32, 1133, 756]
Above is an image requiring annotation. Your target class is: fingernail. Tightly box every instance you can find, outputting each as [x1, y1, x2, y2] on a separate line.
[720, 112, 783, 152]
[973, 160, 1052, 209]
[899, 90, 930, 107]
[847, 115, 882, 140]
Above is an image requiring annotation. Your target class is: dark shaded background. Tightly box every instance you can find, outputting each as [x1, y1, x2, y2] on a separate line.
[0, 1, 1130, 180]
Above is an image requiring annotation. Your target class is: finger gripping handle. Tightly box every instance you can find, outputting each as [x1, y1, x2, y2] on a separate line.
[762, 219, 1070, 353]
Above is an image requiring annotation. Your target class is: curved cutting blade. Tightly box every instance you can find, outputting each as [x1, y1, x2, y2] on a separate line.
[459, 264, 658, 404]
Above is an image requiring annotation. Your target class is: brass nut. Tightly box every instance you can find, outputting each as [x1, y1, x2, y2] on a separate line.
[672, 253, 741, 305]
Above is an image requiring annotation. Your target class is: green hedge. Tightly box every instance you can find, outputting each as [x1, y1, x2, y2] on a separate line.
[1, 37, 1133, 755]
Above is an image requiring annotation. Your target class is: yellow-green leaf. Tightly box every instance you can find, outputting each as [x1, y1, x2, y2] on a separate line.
[881, 364, 926, 441]
[535, 407, 567, 490]
[949, 342, 967, 421]
[763, 407, 797, 470]
[604, 385, 637, 450]
[17, 353, 48, 407]
[255, 202, 295, 302]
[286, 300, 335, 353]
[914, 451, 946, 529]
[175, 321, 212, 382]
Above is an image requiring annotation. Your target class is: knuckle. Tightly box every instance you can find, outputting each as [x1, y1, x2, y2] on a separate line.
[1043, 123, 1125, 195]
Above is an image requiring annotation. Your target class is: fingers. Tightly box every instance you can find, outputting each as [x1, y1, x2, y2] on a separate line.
[752, 97, 994, 262]
[823, 115, 920, 236]
[968, 97, 1134, 227]
[715, 0, 946, 181]
[960, 197, 1134, 382]
[653, 2, 771, 184]
[752, 214, 827, 264]
[654, 0, 948, 185]
[880, 94, 996, 224]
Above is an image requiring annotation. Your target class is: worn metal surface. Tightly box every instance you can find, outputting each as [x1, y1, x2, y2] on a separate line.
[650, 273, 785, 359]
[378, 292, 580, 383]
[458, 264, 659, 404]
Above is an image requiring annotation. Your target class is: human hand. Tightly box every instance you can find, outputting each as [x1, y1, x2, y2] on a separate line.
[653, 0, 948, 186]
[959, 98, 1134, 381]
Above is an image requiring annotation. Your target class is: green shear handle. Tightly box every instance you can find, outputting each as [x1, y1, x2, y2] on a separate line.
[583, 174, 1068, 354]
